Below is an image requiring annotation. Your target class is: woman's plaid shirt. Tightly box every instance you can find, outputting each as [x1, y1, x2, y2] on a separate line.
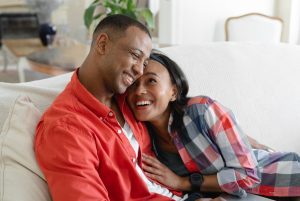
[168, 96, 300, 197]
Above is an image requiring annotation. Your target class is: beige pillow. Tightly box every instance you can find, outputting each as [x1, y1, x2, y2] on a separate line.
[0, 95, 51, 201]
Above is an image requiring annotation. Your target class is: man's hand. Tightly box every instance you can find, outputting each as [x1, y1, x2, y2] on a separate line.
[142, 153, 188, 190]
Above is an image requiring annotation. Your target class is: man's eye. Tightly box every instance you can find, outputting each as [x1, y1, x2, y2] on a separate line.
[131, 52, 139, 59]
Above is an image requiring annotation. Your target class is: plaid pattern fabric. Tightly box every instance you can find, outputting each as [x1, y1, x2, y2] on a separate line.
[169, 96, 300, 197]
[248, 150, 300, 196]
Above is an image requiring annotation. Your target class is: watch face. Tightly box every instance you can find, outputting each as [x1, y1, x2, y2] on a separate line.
[191, 173, 202, 181]
[190, 173, 204, 191]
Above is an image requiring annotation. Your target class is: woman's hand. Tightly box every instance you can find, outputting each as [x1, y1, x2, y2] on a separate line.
[247, 135, 275, 152]
[142, 153, 189, 190]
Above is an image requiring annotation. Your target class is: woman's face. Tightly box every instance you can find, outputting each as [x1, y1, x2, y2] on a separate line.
[127, 60, 177, 123]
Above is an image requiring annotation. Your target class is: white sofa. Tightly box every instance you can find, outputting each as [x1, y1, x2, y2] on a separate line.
[0, 42, 299, 201]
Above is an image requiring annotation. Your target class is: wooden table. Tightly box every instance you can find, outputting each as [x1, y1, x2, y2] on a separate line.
[26, 42, 89, 75]
[2, 38, 47, 57]
[2, 38, 89, 81]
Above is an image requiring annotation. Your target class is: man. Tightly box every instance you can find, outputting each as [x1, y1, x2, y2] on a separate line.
[34, 14, 184, 201]
[35, 14, 228, 201]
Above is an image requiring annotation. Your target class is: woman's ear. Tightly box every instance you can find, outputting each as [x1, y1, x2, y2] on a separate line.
[170, 85, 178, 102]
[95, 33, 109, 54]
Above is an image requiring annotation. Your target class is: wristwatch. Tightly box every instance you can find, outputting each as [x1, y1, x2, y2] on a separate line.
[189, 173, 204, 192]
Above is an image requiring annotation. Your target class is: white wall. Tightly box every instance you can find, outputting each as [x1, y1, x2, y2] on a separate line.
[50, 0, 300, 45]
[159, 0, 275, 45]
[51, 0, 90, 43]
[276, 0, 300, 44]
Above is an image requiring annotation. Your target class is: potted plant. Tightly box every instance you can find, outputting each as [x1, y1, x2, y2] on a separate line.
[84, 0, 154, 31]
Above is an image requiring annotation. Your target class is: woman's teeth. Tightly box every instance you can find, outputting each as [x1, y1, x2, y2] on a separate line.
[136, 101, 151, 106]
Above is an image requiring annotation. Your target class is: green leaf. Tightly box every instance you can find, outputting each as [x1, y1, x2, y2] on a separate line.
[127, 0, 136, 11]
[104, 0, 123, 13]
[83, 0, 101, 29]
[84, 0, 154, 30]
[90, 0, 100, 7]
[138, 8, 154, 29]
[123, 10, 137, 19]
[93, 13, 102, 20]
[84, 6, 96, 29]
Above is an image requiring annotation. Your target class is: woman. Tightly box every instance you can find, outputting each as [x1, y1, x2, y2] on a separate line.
[127, 50, 300, 199]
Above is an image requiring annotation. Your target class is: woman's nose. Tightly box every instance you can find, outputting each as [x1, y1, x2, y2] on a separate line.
[135, 83, 147, 95]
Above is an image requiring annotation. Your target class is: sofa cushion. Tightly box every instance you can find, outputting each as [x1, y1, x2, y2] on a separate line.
[0, 72, 72, 130]
[0, 95, 51, 201]
[0, 94, 19, 132]
[162, 42, 300, 153]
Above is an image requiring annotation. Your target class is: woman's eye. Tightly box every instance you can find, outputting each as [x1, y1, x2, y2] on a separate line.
[143, 62, 148, 69]
[128, 81, 138, 90]
[148, 78, 157, 84]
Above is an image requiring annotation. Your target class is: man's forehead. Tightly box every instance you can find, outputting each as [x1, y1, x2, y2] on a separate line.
[123, 30, 152, 55]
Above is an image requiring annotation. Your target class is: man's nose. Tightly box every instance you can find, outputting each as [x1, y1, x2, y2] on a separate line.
[132, 61, 144, 77]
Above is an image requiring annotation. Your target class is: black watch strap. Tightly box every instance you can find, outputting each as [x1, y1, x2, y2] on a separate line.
[189, 173, 204, 192]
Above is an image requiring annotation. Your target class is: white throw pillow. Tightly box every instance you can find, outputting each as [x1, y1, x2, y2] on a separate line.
[0, 95, 51, 201]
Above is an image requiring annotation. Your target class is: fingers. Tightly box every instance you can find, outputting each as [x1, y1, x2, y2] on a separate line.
[265, 146, 275, 152]
[142, 154, 166, 170]
[144, 171, 163, 182]
[142, 154, 166, 180]
[142, 162, 163, 176]
[142, 154, 160, 166]
[142, 163, 165, 183]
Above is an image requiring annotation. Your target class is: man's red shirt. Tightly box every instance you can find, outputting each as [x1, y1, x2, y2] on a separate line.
[35, 71, 172, 201]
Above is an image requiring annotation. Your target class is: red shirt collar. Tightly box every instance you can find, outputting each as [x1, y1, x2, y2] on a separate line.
[70, 69, 127, 118]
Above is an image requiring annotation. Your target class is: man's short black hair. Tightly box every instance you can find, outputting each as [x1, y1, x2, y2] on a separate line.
[92, 14, 151, 44]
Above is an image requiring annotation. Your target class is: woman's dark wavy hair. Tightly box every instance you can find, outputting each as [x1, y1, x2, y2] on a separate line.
[150, 50, 190, 131]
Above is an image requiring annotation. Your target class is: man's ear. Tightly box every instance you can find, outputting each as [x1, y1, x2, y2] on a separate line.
[95, 33, 109, 54]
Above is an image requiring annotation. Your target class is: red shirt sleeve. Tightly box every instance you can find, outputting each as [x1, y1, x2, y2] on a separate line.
[35, 121, 110, 201]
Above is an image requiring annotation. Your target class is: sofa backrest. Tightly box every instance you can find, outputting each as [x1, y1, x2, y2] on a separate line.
[0, 42, 299, 201]
[0, 73, 72, 201]
[1, 42, 299, 154]
[161, 42, 300, 153]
